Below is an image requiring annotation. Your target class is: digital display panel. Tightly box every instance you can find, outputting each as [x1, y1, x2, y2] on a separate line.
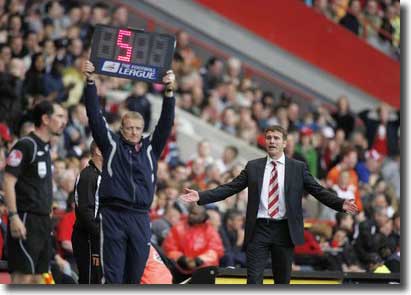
[90, 24, 176, 83]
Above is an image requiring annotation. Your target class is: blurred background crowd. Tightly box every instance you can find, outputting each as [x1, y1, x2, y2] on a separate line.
[0, 0, 400, 283]
[306, 0, 400, 59]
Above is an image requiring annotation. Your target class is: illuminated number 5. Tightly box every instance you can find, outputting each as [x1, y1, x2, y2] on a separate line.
[116, 29, 132, 62]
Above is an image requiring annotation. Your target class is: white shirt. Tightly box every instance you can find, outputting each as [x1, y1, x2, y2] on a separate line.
[331, 184, 355, 201]
[257, 153, 287, 219]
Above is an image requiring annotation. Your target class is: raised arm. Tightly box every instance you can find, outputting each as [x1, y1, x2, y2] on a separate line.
[82, 61, 112, 154]
[150, 70, 176, 158]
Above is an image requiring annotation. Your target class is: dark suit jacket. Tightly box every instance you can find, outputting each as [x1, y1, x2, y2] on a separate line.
[198, 157, 345, 250]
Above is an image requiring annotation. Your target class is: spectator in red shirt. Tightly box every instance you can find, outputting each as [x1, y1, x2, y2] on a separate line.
[162, 205, 224, 275]
[294, 227, 340, 271]
[55, 193, 75, 263]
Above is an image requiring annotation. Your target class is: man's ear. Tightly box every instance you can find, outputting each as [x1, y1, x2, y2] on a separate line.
[41, 113, 50, 126]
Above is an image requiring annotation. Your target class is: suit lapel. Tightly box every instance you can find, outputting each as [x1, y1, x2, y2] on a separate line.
[284, 157, 292, 195]
[256, 157, 267, 199]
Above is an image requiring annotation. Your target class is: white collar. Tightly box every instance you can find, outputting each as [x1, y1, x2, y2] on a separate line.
[266, 153, 285, 166]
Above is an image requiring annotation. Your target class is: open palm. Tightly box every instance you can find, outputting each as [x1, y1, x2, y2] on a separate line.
[179, 188, 199, 203]
[342, 199, 359, 215]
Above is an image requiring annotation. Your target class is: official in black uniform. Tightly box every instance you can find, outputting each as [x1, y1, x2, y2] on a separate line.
[72, 141, 103, 284]
[3, 100, 67, 284]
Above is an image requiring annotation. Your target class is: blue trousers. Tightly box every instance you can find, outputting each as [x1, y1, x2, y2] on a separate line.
[99, 207, 151, 284]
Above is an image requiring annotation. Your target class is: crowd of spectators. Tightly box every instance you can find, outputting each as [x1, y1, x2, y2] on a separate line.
[0, 0, 400, 283]
[305, 0, 400, 59]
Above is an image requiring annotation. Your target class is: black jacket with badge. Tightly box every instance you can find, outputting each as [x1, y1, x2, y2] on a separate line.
[5, 132, 52, 215]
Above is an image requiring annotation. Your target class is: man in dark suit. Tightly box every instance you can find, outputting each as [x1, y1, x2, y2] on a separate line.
[180, 125, 358, 284]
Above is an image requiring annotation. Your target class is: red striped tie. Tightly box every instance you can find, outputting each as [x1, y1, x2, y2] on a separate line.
[268, 161, 279, 218]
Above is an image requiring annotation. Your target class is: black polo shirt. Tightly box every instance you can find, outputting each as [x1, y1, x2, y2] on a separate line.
[5, 132, 53, 215]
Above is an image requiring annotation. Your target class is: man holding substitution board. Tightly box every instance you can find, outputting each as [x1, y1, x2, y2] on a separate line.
[81, 24, 176, 284]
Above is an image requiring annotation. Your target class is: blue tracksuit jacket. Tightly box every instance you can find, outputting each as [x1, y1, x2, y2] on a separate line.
[84, 82, 175, 211]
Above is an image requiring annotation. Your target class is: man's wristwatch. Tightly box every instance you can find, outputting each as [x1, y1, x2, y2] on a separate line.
[8, 211, 18, 219]
[86, 78, 95, 85]
[165, 89, 174, 97]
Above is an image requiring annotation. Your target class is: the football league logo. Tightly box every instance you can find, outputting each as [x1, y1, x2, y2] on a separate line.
[102, 61, 120, 73]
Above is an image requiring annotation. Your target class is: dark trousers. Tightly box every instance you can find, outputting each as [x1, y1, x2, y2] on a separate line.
[99, 207, 150, 284]
[7, 213, 51, 274]
[220, 250, 247, 268]
[246, 219, 294, 284]
[72, 228, 102, 284]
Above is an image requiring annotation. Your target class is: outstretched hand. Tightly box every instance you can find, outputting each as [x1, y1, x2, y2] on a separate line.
[179, 188, 199, 203]
[342, 199, 359, 215]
